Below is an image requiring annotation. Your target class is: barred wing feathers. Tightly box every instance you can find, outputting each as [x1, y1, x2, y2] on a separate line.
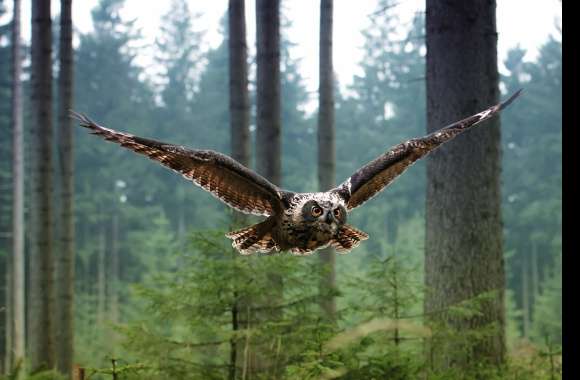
[72, 112, 283, 216]
[333, 90, 522, 210]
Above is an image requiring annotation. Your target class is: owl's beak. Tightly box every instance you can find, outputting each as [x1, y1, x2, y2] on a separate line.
[325, 212, 337, 226]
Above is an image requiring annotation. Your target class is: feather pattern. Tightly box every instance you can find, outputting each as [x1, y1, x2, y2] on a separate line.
[333, 90, 522, 210]
[71, 111, 282, 216]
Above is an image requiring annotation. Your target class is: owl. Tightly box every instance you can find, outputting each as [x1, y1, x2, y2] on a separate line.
[73, 90, 521, 256]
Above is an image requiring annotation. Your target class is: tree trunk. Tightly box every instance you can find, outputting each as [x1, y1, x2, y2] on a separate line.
[317, 0, 336, 319]
[55, 0, 74, 376]
[10, 0, 26, 371]
[256, 0, 281, 186]
[29, 0, 55, 371]
[521, 255, 530, 339]
[109, 213, 119, 324]
[229, 0, 251, 172]
[531, 240, 539, 302]
[228, 0, 250, 378]
[97, 226, 106, 327]
[424, 0, 505, 370]
[255, 0, 283, 377]
[3, 244, 11, 373]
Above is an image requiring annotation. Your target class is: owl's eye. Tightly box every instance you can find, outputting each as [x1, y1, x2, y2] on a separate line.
[333, 208, 341, 218]
[311, 205, 323, 217]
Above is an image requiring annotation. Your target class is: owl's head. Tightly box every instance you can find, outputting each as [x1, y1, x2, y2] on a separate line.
[299, 197, 347, 233]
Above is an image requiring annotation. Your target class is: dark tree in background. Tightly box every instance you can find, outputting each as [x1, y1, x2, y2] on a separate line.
[56, 0, 75, 376]
[228, 1, 250, 378]
[29, 0, 55, 371]
[9, 0, 25, 371]
[229, 0, 250, 171]
[424, 0, 505, 370]
[255, 0, 283, 377]
[7, 0, 25, 370]
[317, 0, 336, 318]
[256, 0, 281, 186]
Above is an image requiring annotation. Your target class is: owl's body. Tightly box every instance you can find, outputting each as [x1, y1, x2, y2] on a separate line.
[73, 90, 521, 256]
[226, 192, 366, 255]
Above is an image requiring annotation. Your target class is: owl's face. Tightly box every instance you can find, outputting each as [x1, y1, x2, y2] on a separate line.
[299, 198, 347, 234]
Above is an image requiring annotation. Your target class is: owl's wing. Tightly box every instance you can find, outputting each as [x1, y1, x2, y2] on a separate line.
[73, 112, 283, 216]
[332, 90, 522, 211]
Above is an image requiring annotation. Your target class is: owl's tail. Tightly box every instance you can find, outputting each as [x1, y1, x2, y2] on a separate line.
[226, 218, 279, 255]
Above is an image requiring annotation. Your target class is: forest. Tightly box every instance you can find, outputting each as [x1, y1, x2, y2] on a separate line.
[0, 0, 561, 379]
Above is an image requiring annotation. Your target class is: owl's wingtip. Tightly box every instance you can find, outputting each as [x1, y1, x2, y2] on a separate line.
[69, 110, 93, 128]
[500, 88, 523, 110]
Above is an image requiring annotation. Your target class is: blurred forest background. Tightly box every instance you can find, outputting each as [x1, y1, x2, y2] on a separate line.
[0, 0, 561, 379]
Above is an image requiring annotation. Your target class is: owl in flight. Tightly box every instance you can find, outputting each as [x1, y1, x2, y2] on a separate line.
[73, 90, 521, 256]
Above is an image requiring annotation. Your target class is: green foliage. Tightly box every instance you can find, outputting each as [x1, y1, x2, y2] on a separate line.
[501, 35, 562, 343]
[119, 230, 327, 379]
[0, 363, 67, 380]
[335, 6, 426, 263]
[530, 254, 562, 345]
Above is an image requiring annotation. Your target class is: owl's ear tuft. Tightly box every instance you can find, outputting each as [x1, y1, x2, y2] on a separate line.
[330, 224, 369, 254]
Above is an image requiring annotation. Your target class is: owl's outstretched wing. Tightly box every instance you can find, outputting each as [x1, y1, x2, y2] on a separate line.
[73, 112, 283, 216]
[332, 90, 522, 211]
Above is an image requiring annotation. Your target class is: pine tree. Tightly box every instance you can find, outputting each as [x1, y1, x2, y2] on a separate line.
[335, 7, 426, 254]
[29, 0, 55, 370]
[228, 1, 250, 377]
[317, 0, 337, 319]
[9, 0, 25, 371]
[0, 0, 12, 372]
[501, 37, 561, 343]
[153, 0, 205, 244]
[424, 0, 505, 370]
[55, 0, 75, 375]
[72, 0, 159, 364]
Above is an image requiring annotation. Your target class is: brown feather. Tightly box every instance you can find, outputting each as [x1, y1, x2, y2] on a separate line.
[333, 90, 522, 210]
[330, 224, 369, 254]
[71, 111, 283, 216]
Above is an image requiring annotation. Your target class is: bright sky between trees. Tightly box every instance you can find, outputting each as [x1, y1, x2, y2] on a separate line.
[15, 0, 561, 103]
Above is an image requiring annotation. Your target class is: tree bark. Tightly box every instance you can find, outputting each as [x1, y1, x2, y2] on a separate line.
[29, 0, 55, 371]
[229, 0, 251, 171]
[317, 0, 336, 319]
[228, 1, 250, 378]
[424, 0, 505, 370]
[521, 255, 530, 338]
[531, 240, 539, 302]
[56, 0, 75, 376]
[10, 0, 26, 371]
[255, 0, 283, 377]
[97, 226, 106, 328]
[256, 0, 281, 186]
[109, 213, 119, 325]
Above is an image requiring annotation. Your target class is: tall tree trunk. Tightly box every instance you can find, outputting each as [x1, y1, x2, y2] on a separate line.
[228, 1, 250, 378]
[521, 255, 530, 339]
[55, 0, 74, 376]
[255, 0, 283, 377]
[317, 0, 336, 319]
[29, 0, 55, 371]
[229, 0, 251, 171]
[531, 240, 539, 301]
[97, 226, 106, 328]
[109, 213, 119, 325]
[256, 0, 281, 186]
[3, 257, 10, 374]
[424, 0, 505, 370]
[10, 0, 26, 370]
